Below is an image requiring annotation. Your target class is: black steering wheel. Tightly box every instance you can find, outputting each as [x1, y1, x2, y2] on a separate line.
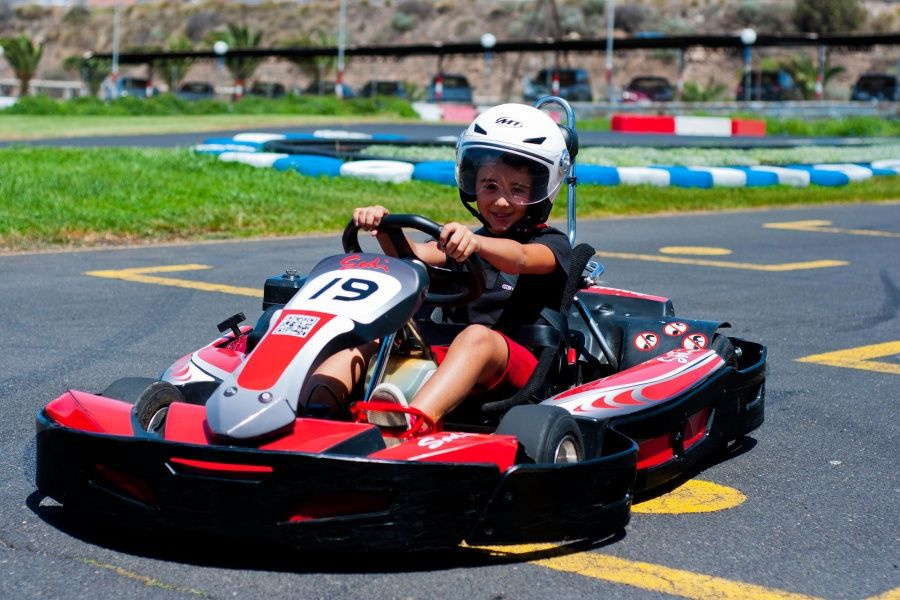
[342, 214, 485, 307]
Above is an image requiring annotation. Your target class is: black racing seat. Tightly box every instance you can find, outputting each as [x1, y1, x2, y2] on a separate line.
[479, 242, 596, 414]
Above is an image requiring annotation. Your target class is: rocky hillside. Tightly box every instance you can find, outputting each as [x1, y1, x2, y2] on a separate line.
[1, 0, 898, 101]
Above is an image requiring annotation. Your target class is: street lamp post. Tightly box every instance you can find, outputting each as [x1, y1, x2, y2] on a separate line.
[480, 33, 496, 102]
[605, 0, 616, 102]
[213, 40, 228, 101]
[740, 28, 757, 103]
[111, 0, 121, 99]
[480, 33, 496, 76]
[815, 43, 826, 101]
[336, 0, 346, 99]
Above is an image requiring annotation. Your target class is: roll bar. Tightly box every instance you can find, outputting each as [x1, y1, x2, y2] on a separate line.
[533, 96, 577, 247]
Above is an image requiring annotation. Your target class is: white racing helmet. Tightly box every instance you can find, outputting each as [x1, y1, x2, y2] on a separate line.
[456, 103, 571, 234]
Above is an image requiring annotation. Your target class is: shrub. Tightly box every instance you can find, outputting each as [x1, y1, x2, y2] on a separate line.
[392, 11, 416, 32]
[793, 0, 864, 33]
[0, 93, 419, 119]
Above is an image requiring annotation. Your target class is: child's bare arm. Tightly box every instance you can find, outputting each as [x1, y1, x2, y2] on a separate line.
[439, 222, 557, 275]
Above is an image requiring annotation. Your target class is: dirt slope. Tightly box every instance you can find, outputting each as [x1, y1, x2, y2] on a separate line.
[1, 0, 898, 101]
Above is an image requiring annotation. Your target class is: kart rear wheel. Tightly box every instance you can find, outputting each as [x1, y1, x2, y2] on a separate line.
[711, 333, 738, 368]
[134, 381, 185, 434]
[496, 405, 584, 464]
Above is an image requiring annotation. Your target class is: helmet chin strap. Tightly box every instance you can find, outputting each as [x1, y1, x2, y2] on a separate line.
[459, 191, 552, 239]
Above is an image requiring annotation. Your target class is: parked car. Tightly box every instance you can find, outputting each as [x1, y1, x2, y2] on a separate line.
[248, 81, 286, 99]
[358, 80, 407, 98]
[296, 80, 355, 98]
[102, 76, 158, 100]
[176, 81, 215, 101]
[736, 69, 803, 101]
[850, 73, 899, 101]
[622, 76, 674, 102]
[523, 68, 593, 102]
[426, 73, 473, 103]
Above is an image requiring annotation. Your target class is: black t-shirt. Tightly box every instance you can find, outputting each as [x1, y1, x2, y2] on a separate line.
[442, 225, 571, 337]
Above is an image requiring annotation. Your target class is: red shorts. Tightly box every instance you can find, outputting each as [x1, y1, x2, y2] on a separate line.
[430, 331, 537, 391]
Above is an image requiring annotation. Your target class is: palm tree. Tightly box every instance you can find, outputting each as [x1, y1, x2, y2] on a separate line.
[1, 34, 44, 97]
[779, 54, 845, 100]
[211, 23, 264, 98]
[282, 30, 342, 94]
[155, 36, 196, 93]
[63, 54, 111, 97]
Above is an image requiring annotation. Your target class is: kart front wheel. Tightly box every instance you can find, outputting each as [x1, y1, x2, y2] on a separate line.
[496, 405, 585, 464]
[134, 381, 185, 434]
[711, 333, 738, 368]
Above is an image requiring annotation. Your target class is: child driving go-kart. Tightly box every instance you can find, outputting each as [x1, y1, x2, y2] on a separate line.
[306, 103, 575, 430]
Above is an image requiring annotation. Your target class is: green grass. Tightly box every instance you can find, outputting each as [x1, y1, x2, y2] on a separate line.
[363, 143, 900, 167]
[1, 146, 897, 253]
[0, 114, 406, 140]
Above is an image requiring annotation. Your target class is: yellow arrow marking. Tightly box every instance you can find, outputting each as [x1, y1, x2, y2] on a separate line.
[764, 220, 900, 238]
[85, 264, 262, 298]
[659, 246, 733, 256]
[632, 479, 746, 514]
[797, 341, 900, 376]
[469, 543, 821, 599]
[594, 251, 847, 272]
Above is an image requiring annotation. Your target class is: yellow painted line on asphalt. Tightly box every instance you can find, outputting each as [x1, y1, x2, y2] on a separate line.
[79, 558, 208, 597]
[632, 479, 746, 514]
[797, 341, 900, 376]
[85, 264, 263, 298]
[474, 544, 821, 600]
[659, 246, 733, 256]
[867, 587, 900, 600]
[764, 220, 900, 238]
[594, 251, 848, 272]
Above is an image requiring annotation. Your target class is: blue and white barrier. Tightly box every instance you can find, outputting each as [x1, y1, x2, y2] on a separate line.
[197, 132, 898, 189]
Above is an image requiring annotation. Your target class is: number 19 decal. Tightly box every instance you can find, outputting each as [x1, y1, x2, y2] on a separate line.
[309, 276, 379, 302]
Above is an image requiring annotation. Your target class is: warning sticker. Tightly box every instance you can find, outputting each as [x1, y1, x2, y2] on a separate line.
[634, 332, 660, 351]
[664, 322, 689, 336]
[273, 314, 320, 338]
[682, 333, 708, 350]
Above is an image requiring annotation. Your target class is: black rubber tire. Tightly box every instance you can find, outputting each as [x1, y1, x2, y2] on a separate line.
[134, 381, 185, 433]
[495, 405, 585, 464]
[98, 377, 160, 404]
[711, 333, 738, 368]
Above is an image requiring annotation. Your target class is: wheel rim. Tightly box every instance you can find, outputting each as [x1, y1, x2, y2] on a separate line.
[146, 407, 169, 433]
[553, 435, 581, 463]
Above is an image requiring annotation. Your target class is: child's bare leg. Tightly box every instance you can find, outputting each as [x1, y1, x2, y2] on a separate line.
[302, 343, 376, 415]
[410, 324, 508, 422]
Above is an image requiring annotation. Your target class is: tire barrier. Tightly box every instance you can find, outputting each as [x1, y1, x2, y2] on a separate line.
[611, 113, 767, 137]
[339, 160, 415, 183]
[272, 154, 345, 177]
[195, 132, 898, 189]
[412, 161, 457, 186]
[219, 152, 289, 168]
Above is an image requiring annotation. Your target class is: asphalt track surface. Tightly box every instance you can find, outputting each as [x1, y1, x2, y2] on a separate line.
[2, 123, 886, 149]
[2, 202, 897, 599]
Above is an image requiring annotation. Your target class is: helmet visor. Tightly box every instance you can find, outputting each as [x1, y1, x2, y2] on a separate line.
[456, 145, 557, 205]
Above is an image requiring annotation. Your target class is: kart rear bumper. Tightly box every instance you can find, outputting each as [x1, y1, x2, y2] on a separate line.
[35, 412, 635, 551]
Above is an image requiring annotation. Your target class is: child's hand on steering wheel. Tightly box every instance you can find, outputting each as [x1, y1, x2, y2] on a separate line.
[438, 222, 481, 263]
[353, 205, 390, 235]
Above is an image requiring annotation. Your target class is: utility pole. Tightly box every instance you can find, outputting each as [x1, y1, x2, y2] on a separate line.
[111, 0, 121, 98]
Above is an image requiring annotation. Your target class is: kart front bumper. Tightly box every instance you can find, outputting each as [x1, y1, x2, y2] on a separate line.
[35, 412, 636, 551]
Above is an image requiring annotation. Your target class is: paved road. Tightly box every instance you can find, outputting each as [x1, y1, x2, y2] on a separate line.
[2, 123, 886, 149]
[1, 203, 898, 599]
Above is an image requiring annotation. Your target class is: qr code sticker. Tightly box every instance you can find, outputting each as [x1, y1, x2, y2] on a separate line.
[273, 314, 320, 338]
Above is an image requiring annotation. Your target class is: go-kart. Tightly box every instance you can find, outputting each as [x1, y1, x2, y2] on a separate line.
[34, 100, 765, 552]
